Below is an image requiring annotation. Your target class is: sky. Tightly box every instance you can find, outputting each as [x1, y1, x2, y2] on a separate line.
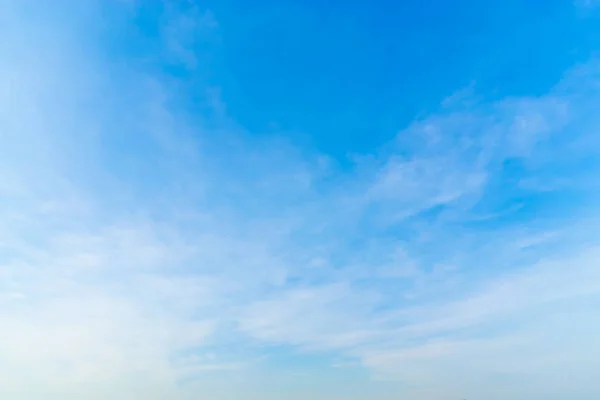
[2, 0, 600, 399]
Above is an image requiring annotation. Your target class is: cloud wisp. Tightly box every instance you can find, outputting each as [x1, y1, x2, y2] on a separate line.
[2, 2, 600, 399]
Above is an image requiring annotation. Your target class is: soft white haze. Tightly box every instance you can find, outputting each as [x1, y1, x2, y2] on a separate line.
[2, 1, 600, 399]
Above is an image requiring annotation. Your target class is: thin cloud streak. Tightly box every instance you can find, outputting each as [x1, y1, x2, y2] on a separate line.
[2, 2, 600, 399]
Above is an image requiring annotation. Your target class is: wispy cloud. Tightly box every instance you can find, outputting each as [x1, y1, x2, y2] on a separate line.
[576, 0, 600, 8]
[2, 2, 600, 399]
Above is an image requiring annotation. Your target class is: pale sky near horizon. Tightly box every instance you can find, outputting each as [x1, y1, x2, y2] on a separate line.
[2, 1, 600, 399]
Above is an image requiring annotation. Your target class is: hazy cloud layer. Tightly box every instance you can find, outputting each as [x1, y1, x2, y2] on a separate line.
[2, 1, 600, 399]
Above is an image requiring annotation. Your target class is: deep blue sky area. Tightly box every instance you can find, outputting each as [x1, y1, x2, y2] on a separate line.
[101, 0, 599, 159]
[205, 0, 598, 157]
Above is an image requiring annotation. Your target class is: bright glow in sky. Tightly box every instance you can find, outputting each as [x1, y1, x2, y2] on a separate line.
[2, 1, 600, 399]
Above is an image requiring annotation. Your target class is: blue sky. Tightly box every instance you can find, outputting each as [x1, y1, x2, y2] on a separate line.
[2, 0, 600, 399]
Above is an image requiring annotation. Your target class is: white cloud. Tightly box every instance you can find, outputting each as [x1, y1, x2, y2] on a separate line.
[238, 246, 600, 398]
[2, 2, 600, 399]
[234, 61, 600, 396]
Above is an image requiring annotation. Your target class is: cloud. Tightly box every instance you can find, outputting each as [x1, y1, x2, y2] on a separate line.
[160, 2, 219, 69]
[234, 61, 600, 396]
[576, 0, 600, 8]
[237, 245, 600, 398]
[2, 2, 600, 399]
